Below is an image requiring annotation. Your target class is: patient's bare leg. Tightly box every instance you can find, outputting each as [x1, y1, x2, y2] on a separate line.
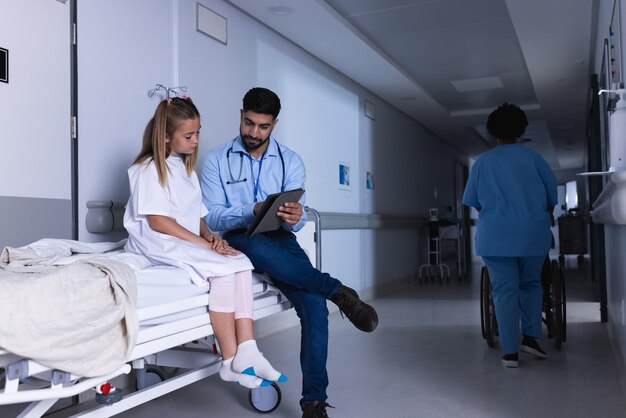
[211, 310, 271, 388]
[231, 271, 287, 382]
[210, 310, 237, 359]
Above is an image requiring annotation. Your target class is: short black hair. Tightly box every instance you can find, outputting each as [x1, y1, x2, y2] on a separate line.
[242, 87, 281, 119]
[486, 103, 528, 140]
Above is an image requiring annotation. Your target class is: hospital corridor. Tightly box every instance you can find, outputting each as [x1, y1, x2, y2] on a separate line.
[2, 256, 625, 417]
[106, 258, 626, 418]
[4, 0, 626, 417]
[117, 258, 626, 418]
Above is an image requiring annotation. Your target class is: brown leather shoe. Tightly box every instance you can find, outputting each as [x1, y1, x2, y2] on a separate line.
[302, 401, 334, 418]
[331, 285, 379, 332]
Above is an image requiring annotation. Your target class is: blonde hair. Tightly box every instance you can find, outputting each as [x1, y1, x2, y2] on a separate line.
[132, 97, 200, 186]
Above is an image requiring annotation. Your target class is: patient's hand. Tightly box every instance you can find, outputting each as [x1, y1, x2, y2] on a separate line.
[214, 241, 241, 256]
[205, 233, 241, 256]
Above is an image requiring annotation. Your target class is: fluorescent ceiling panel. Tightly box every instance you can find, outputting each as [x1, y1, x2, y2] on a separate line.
[451, 76, 503, 92]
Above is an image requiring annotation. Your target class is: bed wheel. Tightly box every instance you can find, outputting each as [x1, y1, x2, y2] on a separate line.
[249, 382, 281, 413]
[135, 367, 166, 390]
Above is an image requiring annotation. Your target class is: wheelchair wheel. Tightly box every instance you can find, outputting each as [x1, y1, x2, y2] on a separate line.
[560, 265, 567, 342]
[551, 260, 566, 349]
[480, 266, 486, 339]
[249, 382, 281, 413]
[541, 258, 555, 338]
[480, 267, 497, 347]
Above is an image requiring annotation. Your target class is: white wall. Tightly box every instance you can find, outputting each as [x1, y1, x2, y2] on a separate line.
[606, 225, 626, 356]
[593, 0, 626, 367]
[77, 0, 174, 242]
[0, 0, 71, 200]
[0, 0, 72, 249]
[75, 0, 462, 294]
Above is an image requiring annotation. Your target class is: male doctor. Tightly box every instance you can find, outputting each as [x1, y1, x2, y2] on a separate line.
[200, 87, 378, 418]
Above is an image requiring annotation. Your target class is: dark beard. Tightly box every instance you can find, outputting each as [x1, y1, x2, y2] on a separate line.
[241, 133, 270, 152]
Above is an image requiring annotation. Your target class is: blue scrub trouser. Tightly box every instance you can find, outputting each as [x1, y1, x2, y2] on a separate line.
[482, 255, 545, 355]
[224, 228, 343, 405]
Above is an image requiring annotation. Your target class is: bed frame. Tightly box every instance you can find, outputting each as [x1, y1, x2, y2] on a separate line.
[0, 208, 321, 417]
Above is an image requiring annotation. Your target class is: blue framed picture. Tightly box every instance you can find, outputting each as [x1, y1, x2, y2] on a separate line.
[366, 170, 375, 190]
[339, 162, 351, 190]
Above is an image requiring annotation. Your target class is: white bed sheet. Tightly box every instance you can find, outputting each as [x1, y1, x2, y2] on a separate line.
[136, 266, 272, 326]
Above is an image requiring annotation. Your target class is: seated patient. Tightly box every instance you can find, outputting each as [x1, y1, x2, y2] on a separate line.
[123, 96, 286, 388]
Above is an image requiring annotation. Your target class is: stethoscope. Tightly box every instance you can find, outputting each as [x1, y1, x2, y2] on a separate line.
[225, 147, 248, 185]
[225, 138, 286, 198]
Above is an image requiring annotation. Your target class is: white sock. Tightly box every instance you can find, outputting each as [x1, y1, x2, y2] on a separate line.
[232, 340, 287, 382]
[219, 357, 270, 389]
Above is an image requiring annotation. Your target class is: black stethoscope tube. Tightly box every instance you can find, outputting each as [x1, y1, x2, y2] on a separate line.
[226, 147, 247, 184]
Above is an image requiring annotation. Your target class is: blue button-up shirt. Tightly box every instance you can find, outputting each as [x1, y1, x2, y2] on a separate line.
[201, 135, 307, 233]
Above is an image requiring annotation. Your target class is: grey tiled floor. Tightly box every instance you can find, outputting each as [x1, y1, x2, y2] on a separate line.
[3, 256, 625, 417]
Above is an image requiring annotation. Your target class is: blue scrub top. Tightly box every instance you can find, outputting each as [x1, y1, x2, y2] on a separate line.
[462, 143, 558, 256]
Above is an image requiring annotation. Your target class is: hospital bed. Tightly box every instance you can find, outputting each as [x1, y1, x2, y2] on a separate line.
[0, 207, 321, 417]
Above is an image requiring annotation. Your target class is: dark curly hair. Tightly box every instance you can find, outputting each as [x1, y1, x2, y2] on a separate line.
[486, 103, 528, 140]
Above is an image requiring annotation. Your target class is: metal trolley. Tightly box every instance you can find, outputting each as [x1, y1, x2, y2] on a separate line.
[480, 257, 566, 350]
[440, 220, 468, 281]
[419, 217, 467, 283]
[557, 213, 587, 267]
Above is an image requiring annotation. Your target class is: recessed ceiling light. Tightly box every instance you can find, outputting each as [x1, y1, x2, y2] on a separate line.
[451, 76, 503, 93]
[450, 103, 540, 117]
[269, 5, 295, 15]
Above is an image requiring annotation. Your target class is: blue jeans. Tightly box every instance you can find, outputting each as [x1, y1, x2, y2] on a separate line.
[225, 229, 343, 404]
[482, 255, 544, 355]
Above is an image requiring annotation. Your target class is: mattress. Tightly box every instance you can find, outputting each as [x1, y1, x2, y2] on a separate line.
[136, 266, 278, 326]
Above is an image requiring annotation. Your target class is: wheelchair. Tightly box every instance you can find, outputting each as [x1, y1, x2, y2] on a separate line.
[480, 257, 566, 350]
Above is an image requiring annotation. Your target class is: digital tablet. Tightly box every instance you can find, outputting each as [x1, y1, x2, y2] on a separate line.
[246, 188, 305, 236]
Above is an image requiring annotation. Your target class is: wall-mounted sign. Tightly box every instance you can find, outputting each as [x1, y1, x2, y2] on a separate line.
[197, 3, 227, 45]
[0, 47, 8, 83]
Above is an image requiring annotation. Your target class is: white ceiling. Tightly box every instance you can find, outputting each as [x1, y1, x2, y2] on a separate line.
[226, 0, 598, 174]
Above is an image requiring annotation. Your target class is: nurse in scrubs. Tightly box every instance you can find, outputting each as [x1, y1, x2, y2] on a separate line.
[124, 96, 286, 387]
[462, 103, 558, 368]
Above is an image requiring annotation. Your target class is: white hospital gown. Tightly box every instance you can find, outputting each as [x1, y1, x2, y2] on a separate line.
[123, 155, 253, 287]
